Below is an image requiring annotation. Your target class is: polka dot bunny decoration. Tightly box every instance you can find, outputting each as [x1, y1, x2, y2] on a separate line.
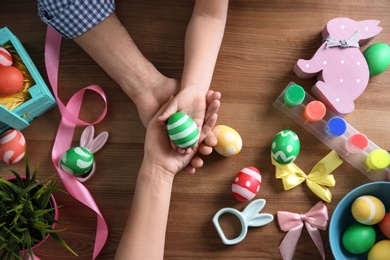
[294, 17, 383, 116]
[60, 125, 108, 182]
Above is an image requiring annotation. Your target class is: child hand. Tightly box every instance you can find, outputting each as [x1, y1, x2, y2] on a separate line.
[158, 89, 221, 155]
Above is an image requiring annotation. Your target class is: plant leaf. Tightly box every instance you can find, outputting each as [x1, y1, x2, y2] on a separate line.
[0, 152, 76, 258]
[50, 233, 78, 256]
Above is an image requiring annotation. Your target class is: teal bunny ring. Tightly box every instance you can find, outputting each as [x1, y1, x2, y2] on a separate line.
[213, 207, 248, 245]
[213, 199, 274, 245]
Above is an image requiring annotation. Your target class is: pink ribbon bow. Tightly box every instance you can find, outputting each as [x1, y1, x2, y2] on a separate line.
[277, 202, 328, 260]
[44, 26, 108, 259]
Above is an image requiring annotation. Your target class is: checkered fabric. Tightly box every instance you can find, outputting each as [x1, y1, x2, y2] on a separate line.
[38, 0, 115, 39]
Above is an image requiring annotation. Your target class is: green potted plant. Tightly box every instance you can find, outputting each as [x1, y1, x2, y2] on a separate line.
[0, 156, 77, 259]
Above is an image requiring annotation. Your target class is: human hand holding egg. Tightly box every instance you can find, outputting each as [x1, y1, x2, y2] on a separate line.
[147, 100, 215, 175]
[152, 90, 220, 175]
[161, 89, 221, 154]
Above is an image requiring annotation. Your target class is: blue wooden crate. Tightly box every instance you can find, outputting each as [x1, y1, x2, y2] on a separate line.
[0, 27, 56, 135]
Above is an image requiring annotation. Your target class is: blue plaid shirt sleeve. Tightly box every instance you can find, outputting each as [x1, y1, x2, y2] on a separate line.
[38, 0, 115, 39]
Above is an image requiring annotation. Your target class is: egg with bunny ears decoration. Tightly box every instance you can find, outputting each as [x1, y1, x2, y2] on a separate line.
[60, 147, 94, 176]
[60, 125, 108, 182]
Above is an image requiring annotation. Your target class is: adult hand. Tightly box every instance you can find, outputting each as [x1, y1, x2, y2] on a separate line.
[145, 91, 220, 176]
[158, 88, 221, 154]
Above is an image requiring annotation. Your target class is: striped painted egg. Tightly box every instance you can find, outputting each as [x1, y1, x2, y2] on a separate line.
[0, 129, 26, 164]
[0, 47, 13, 67]
[351, 195, 385, 225]
[167, 112, 199, 149]
[60, 147, 94, 176]
[271, 129, 300, 165]
[232, 166, 262, 202]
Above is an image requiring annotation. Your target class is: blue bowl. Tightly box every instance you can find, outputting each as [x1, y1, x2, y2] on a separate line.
[329, 182, 390, 259]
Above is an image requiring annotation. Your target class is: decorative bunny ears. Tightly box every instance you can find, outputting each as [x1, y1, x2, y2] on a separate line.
[76, 125, 109, 182]
[80, 125, 109, 154]
[213, 199, 274, 245]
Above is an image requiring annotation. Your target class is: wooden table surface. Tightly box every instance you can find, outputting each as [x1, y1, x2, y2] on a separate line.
[2, 0, 390, 259]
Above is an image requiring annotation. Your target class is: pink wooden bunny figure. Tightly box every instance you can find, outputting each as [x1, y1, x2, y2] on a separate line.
[294, 17, 382, 116]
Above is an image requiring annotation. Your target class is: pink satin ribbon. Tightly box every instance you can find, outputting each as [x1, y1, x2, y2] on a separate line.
[277, 202, 328, 260]
[44, 26, 108, 259]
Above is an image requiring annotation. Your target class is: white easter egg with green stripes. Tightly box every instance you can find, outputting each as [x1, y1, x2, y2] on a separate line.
[60, 147, 94, 176]
[167, 112, 199, 148]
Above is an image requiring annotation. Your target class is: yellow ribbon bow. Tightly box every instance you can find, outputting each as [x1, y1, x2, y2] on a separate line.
[272, 150, 343, 203]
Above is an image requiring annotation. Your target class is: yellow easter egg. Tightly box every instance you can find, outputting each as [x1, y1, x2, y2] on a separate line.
[212, 125, 242, 157]
[368, 240, 390, 260]
[351, 195, 385, 225]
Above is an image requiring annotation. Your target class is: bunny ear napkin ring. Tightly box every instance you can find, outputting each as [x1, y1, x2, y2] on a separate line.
[213, 199, 274, 245]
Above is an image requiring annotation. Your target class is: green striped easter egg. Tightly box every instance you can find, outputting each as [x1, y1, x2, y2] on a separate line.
[60, 146, 94, 176]
[167, 112, 199, 148]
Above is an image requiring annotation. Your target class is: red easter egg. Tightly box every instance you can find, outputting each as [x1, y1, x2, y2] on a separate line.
[0, 47, 13, 67]
[379, 212, 390, 239]
[0, 66, 24, 97]
[0, 129, 26, 165]
[232, 166, 262, 202]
